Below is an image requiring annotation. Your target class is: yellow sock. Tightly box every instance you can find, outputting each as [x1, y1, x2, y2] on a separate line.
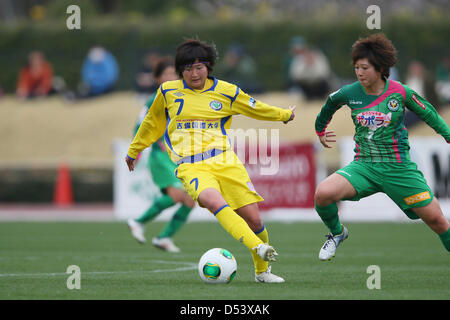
[252, 224, 269, 274]
[214, 205, 263, 252]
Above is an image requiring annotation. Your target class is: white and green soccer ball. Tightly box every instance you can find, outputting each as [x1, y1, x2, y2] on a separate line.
[198, 248, 237, 284]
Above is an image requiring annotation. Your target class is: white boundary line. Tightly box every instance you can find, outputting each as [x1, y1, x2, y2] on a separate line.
[0, 260, 197, 278]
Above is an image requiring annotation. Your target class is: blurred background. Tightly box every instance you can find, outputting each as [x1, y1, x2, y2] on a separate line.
[0, 0, 448, 220]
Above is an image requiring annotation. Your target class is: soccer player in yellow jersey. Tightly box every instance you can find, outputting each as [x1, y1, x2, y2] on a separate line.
[126, 39, 295, 283]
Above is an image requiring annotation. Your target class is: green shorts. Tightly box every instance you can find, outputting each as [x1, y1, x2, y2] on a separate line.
[336, 161, 434, 220]
[148, 150, 183, 191]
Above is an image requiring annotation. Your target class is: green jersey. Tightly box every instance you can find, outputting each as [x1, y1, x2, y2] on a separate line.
[315, 79, 450, 163]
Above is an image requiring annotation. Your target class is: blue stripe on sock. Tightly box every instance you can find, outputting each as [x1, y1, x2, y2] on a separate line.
[214, 204, 229, 216]
[254, 223, 265, 235]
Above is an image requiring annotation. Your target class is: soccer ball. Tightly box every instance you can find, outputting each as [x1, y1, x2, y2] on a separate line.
[198, 248, 237, 284]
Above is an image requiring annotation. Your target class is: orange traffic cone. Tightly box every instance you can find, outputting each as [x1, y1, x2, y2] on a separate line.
[53, 162, 74, 206]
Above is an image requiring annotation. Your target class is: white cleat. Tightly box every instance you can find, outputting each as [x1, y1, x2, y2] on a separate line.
[255, 266, 285, 283]
[127, 218, 146, 244]
[319, 225, 349, 261]
[254, 243, 278, 262]
[152, 237, 180, 253]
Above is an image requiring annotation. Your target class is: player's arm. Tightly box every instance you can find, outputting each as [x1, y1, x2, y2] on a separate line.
[229, 87, 294, 123]
[130, 106, 150, 165]
[315, 89, 346, 148]
[404, 86, 450, 143]
[133, 105, 149, 137]
[126, 87, 166, 170]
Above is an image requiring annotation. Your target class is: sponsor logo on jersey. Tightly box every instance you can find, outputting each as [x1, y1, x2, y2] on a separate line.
[412, 94, 426, 110]
[209, 100, 223, 111]
[329, 90, 340, 99]
[356, 111, 392, 131]
[176, 119, 219, 130]
[337, 170, 352, 177]
[249, 97, 256, 108]
[349, 100, 363, 105]
[404, 191, 431, 205]
[173, 91, 184, 97]
[387, 98, 400, 111]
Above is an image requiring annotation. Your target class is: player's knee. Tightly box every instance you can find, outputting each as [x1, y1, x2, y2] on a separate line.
[427, 215, 448, 233]
[245, 216, 263, 232]
[198, 189, 226, 213]
[314, 184, 338, 206]
[166, 187, 184, 203]
[184, 195, 196, 208]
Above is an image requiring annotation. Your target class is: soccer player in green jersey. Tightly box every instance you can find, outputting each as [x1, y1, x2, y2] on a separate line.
[314, 33, 450, 260]
[126, 39, 295, 282]
[127, 58, 195, 253]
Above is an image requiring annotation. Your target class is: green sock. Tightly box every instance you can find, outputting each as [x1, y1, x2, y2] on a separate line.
[136, 194, 175, 224]
[315, 202, 343, 235]
[158, 205, 192, 238]
[438, 228, 450, 252]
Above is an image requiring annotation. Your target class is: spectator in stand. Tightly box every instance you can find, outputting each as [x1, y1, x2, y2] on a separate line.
[406, 61, 427, 97]
[134, 50, 161, 95]
[16, 51, 54, 99]
[404, 60, 440, 127]
[287, 36, 331, 100]
[389, 66, 400, 81]
[78, 46, 119, 98]
[217, 43, 263, 93]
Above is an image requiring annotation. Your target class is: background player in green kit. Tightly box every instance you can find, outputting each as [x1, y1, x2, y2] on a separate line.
[314, 33, 450, 260]
[127, 58, 195, 252]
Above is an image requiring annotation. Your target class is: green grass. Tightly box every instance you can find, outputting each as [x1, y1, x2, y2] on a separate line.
[0, 221, 448, 300]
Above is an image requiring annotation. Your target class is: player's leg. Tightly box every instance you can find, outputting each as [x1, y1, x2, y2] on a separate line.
[127, 193, 175, 244]
[382, 162, 450, 252]
[128, 152, 181, 244]
[411, 198, 450, 251]
[152, 187, 195, 252]
[235, 203, 284, 283]
[205, 152, 283, 282]
[314, 162, 380, 260]
[314, 172, 356, 235]
[176, 162, 273, 262]
[314, 173, 354, 260]
[135, 194, 175, 224]
[159, 187, 195, 240]
[198, 188, 269, 256]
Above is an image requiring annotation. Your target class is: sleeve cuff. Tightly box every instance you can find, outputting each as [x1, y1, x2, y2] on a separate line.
[316, 130, 326, 136]
[282, 110, 292, 122]
[126, 154, 135, 161]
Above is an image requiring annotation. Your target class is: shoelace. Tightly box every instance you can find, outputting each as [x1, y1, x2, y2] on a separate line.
[322, 234, 336, 249]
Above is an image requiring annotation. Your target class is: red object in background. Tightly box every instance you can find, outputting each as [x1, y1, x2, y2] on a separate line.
[237, 142, 316, 209]
[16, 61, 53, 97]
[53, 163, 74, 206]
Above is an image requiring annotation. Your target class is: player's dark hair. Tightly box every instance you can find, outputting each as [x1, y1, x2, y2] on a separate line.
[153, 57, 175, 79]
[351, 33, 397, 78]
[175, 38, 217, 76]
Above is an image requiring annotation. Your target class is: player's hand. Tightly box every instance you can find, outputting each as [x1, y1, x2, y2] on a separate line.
[318, 131, 336, 148]
[283, 105, 296, 124]
[125, 156, 136, 172]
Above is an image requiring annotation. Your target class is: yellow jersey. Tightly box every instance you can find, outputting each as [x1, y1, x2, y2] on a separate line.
[127, 77, 292, 163]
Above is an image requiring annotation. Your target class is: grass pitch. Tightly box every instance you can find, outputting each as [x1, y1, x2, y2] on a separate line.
[0, 221, 448, 300]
